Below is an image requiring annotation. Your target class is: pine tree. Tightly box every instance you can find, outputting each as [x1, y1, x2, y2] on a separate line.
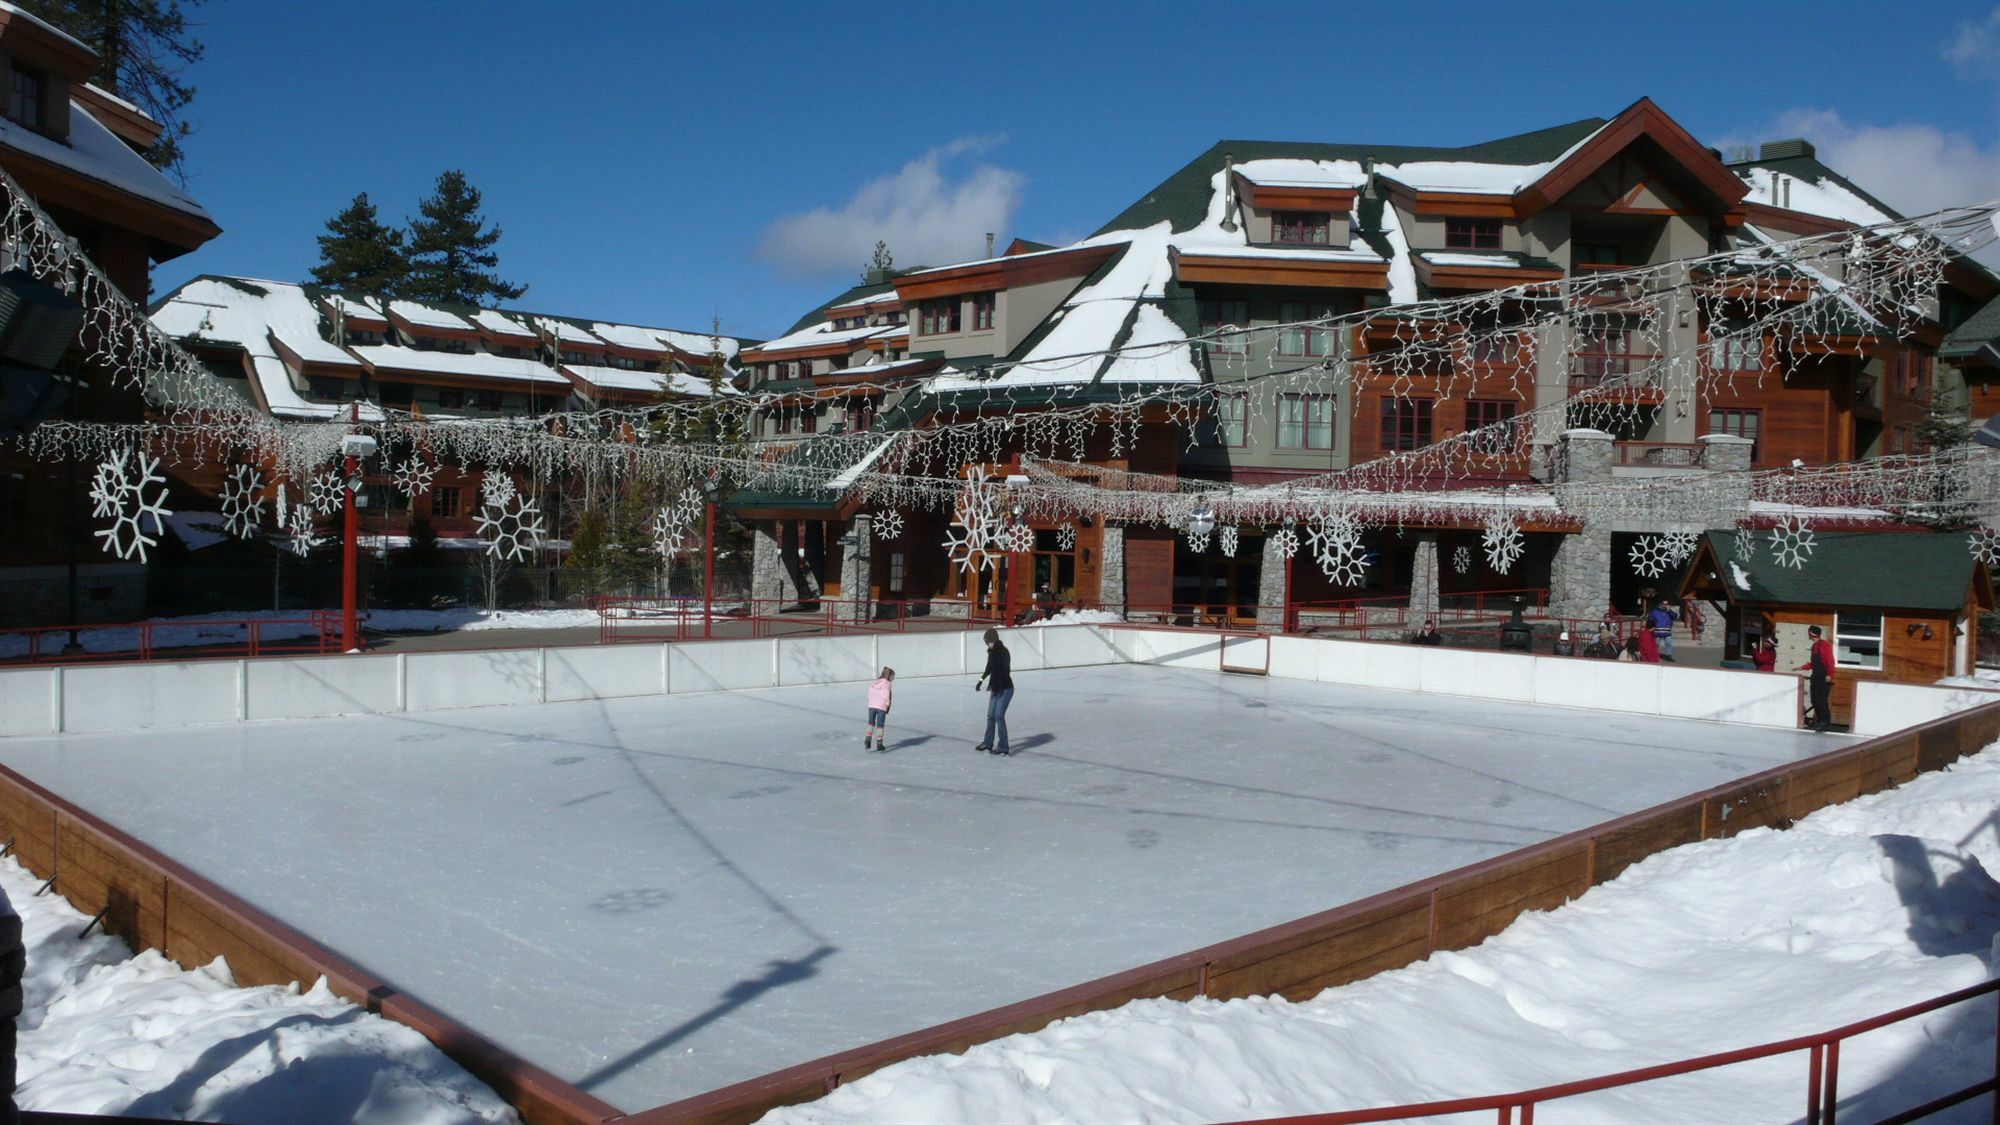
[402, 171, 526, 306]
[861, 240, 893, 281]
[308, 193, 409, 296]
[19, 0, 203, 177]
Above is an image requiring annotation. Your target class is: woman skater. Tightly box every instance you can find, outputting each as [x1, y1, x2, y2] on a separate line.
[864, 667, 894, 751]
[974, 628, 1013, 755]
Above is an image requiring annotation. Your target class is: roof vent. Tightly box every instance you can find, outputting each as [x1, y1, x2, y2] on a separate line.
[1758, 138, 1815, 161]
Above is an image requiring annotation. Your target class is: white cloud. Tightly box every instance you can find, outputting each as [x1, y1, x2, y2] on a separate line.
[1722, 109, 2000, 218]
[758, 137, 1026, 278]
[1944, 7, 2000, 79]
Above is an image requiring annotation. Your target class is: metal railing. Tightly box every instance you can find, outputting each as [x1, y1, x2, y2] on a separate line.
[1568, 351, 1663, 389]
[592, 595, 948, 644]
[1231, 976, 2000, 1125]
[0, 612, 340, 665]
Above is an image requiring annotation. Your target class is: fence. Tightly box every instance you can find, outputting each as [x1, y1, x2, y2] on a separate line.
[0, 612, 338, 665]
[592, 596, 953, 644]
[1229, 977, 2000, 1125]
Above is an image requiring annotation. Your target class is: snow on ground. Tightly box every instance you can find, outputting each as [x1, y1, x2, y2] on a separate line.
[0, 607, 607, 659]
[1938, 667, 2000, 690]
[1027, 608, 1124, 626]
[765, 744, 2000, 1125]
[3, 858, 515, 1122]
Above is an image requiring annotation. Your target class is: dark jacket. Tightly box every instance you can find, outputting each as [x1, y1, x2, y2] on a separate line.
[981, 644, 1013, 692]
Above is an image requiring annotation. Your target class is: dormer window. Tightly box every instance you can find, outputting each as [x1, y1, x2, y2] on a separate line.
[8, 66, 45, 130]
[919, 298, 960, 336]
[1273, 211, 1331, 245]
[971, 292, 996, 331]
[1445, 219, 1502, 250]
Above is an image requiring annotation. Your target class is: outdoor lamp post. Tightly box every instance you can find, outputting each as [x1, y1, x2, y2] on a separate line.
[702, 474, 720, 640]
[338, 427, 379, 653]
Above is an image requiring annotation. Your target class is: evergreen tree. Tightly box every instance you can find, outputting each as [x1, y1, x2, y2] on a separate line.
[19, 0, 203, 177]
[860, 240, 894, 281]
[308, 193, 409, 296]
[402, 171, 526, 306]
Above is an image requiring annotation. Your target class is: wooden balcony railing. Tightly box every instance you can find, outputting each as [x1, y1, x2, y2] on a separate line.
[1568, 352, 1663, 390]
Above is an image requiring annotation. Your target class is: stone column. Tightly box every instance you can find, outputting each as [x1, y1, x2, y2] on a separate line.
[750, 522, 786, 606]
[1555, 427, 1615, 484]
[1405, 533, 1439, 627]
[1698, 433, 1754, 474]
[1097, 525, 1125, 616]
[1548, 528, 1612, 622]
[839, 516, 871, 623]
[1256, 531, 1289, 631]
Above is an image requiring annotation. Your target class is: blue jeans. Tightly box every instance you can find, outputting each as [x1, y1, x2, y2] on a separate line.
[983, 688, 1014, 752]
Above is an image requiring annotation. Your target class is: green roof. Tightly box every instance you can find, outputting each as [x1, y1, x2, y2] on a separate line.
[1941, 295, 2000, 360]
[1698, 530, 1988, 612]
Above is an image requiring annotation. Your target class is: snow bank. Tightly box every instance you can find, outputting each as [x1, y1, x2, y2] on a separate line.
[0, 607, 604, 660]
[1026, 609, 1123, 626]
[4, 857, 515, 1122]
[1936, 668, 2000, 690]
[763, 744, 2000, 1124]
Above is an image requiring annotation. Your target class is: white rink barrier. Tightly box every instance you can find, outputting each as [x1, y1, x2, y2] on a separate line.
[0, 625, 1113, 738]
[1850, 680, 2000, 736]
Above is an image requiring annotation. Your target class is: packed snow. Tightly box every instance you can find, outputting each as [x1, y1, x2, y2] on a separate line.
[0, 607, 605, 659]
[1738, 166, 1895, 227]
[150, 278, 378, 421]
[3, 857, 516, 1122]
[765, 742, 2000, 1124]
[1937, 668, 2000, 691]
[1232, 158, 1366, 190]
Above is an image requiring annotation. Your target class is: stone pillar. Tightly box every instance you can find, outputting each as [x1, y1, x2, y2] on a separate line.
[750, 522, 786, 606]
[1405, 533, 1439, 627]
[1698, 433, 1754, 474]
[1256, 531, 1289, 631]
[1555, 428, 1615, 484]
[839, 516, 871, 623]
[1548, 527, 1613, 622]
[1097, 525, 1125, 616]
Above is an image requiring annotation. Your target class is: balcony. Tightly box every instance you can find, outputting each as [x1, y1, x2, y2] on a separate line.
[1568, 351, 1664, 393]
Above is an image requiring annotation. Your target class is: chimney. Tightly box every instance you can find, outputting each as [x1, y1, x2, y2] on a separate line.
[1758, 138, 1815, 161]
[1219, 150, 1239, 233]
[986, 232, 995, 257]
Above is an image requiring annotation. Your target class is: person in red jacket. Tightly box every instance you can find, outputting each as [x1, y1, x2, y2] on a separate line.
[1752, 634, 1778, 673]
[1795, 625, 1836, 732]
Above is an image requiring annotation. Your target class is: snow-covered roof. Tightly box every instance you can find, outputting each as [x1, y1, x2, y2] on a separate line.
[563, 364, 734, 398]
[386, 300, 475, 332]
[752, 321, 901, 356]
[324, 294, 387, 324]
[1181, 245, 1389, 264]
[899, 242, 1109, 279]
[150, 278, 381, 420]
[1421, 252, 1526, 268]
[0, 102, 211, 223]
[1233, 158, 1366, 190]
[1735, 167, 1893, 227]
[350, 345, 572, 387]
[471, 309, 536, 338]
[834, 291, 905, 310]
[1375, 159, 1553, 195]
[535, 317, 606, 346]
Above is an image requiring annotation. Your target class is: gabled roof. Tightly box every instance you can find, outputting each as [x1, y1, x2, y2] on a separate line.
[1515, 98, 1747, 217]
[1687, 530, 1992, 613]
[1941, 295, 2000, 362]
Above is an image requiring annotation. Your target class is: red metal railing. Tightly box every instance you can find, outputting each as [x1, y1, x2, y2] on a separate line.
[1231, 976, 2000, 1125]
[0, 612, 340, 665]
[592, 595, 942, 644]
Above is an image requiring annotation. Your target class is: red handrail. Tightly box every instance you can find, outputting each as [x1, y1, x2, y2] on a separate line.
[0, 612, 340, 665]
[1228, 977, 2000, 1125]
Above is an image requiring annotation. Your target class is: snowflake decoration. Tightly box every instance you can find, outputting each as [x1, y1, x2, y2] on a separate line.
[89, 450, 172, 563]
[1452, 545, 1472, 575]
[1184, 528, 1210, 554]
[1268, 527, 1299, 559]
[1000, 523, 1035, 554]
[219, 464, 264, 539]
[480, 473, 517, 508]
[945, 466, 1006, 573]
[1767, 515, 1816, 570]
[1482, 515, 1525, 575]
[1056, 523, 1075, 551]
[476, 491, 544, 562]
[1219, 526, 1239, 558]
[651, 497, 698, 559]
[307, 469, 344, 517]
[1306, 512, 1369, 586]
[1968, 525, 2000, 568]
[1734, 529, 1756, 565]
[1628, 535, 1672, 578]
[392, 455, 436, 499]
[872, 509, 905, 541]
[1661, 531, 1700, 566]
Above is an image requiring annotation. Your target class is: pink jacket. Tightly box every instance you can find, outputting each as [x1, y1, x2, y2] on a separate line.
[867, 677, 893, 711]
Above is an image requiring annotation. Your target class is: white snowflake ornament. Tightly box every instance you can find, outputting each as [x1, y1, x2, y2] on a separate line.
[1629, 535, 1672, 579]
[1307, 511, 1369, 586]
[1268, 527, 1299, 559]
[308, 469, 344, 517]
[90, 450, 172, 563]
[1056, 523, 1075, 551]
[392, 456, 436, 499]
[1184, 528, 1210, 554]
[1000, 523, 1034, 554]
[1968, 525, 2000, 567]
[1219, 526, 1239, 558]
[872, 509, 905, 541]
[1661, 530, 1700, 566]
[1452, 545, 1472, 575]
[1767, 515, 1816, 570]
[219, 464, 265, 539]
[476, 491, 544, 562]
[479, 473, 517, 508]
[1482, 515, 1525, 575]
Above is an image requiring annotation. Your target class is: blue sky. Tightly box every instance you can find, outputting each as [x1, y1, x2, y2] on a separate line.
[151, 0, 2000, 342]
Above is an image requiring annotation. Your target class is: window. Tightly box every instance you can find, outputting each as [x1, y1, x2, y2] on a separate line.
[1198, 299, 1250, 355]
[437, 388, 465, 409]
[434, 488, 461, 519]
[378, 383, 413, 406]
[1202, 393, 1248, 447]
[889, 552, 905, 594]
[1272, 211, 1331, 245]
[971, 292, 996, 331]
[1574, 242, 1623, 267]
[1833, 612, 1883, 670]
[799, 403, 817, 433]
[771, 406, 793, 435]
[1277, 393, 1335, 450]
[1708, 408, 1761, 462]
[1276, 301, 1333, 356]
[1466, 399, 1520, 455]
[846, 397, 875, 432]
[1470, 331, 1522, 367]
[919, 299, 960, 336]
[1445, 219, 1502, 250]
[1888, 426, 1909, 454]
[1380, 397, 1434, 452]
[471, 389, 501, 411]
[1708, 320, 1763, 372]
[307, 377, 343, 400]
[8, 66, 43, 129]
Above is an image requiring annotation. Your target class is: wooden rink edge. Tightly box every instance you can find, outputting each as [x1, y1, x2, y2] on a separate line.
[0, 699, 1993, 1124]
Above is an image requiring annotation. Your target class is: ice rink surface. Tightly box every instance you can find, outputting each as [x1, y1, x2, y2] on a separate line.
[0, 662, 1845, 1111]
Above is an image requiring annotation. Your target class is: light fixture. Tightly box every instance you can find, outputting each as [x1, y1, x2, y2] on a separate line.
[1187, 506, 1216, 537]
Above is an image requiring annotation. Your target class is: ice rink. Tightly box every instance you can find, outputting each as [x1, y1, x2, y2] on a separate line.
[0, 661, 1844, 1111]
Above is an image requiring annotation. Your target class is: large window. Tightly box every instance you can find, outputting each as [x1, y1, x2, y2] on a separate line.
[919, 299, 961, 336]
[1201, 393, 1248, 447]
[434, 488, 462, 519]
[1833, 612, 1883, 670]
[1466, 399, 1520, 455]
[1709, 408, 1761, 463]
[1380, 397, 1434, 452]
[1272, 211, 1331, 245]
[1276, 301, 1333, 356]
[1199, 299, 1250, 355]
[1707, 317, 1763, 372]
[971, 292, 996, 331]
[1445, 219, 1502, 250]
[1277, 393, 1334, 450]
[8, 67, 43, 129]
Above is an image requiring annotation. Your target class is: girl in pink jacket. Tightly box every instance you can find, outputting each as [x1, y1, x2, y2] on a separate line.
[865, 667, 895, 751]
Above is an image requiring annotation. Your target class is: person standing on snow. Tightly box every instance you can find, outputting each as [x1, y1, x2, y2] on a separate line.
[864, 666, 894, 751]
[1796, 624, 1836, 732]
[973, 627, 1014, 755]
